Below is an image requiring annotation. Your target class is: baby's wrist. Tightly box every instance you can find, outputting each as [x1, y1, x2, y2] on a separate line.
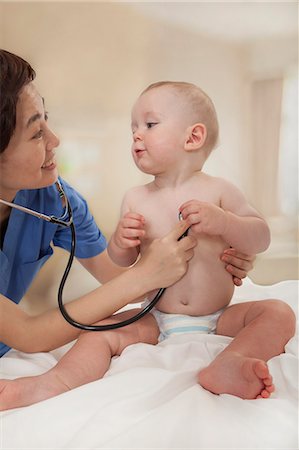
[110, 232, 121, 248]
[108, 235, 139, 267]
[108, 235, 124, 260]
[221, 211, 232, 238]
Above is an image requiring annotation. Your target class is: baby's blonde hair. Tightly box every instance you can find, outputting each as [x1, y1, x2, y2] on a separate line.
[141, 81, 219, 155]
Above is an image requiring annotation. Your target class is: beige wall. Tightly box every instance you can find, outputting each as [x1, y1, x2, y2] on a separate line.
[1, 2, 297, 302]
[1, 2, 253, 231]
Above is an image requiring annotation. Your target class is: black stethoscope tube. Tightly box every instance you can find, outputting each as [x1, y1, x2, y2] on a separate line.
[1, 180, 189, 331]
[57, 201, 189, 331]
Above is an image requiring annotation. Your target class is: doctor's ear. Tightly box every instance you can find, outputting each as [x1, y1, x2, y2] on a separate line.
[184, 123, 207, 151]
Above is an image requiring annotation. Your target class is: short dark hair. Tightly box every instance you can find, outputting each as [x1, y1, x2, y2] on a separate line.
[0, 49, 36, 153]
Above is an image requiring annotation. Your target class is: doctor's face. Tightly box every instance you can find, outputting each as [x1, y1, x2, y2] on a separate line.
[0, 82, 60, 200]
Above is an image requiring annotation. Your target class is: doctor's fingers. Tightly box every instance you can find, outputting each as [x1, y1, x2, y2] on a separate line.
[222, 250, 255, 272]
[225, 264, 247, 280]
[183, 247, 195, 262]
[223, 247, 256, 259]
[178, 234, 196, 249]
[164, 219, 192, 242]
[177, 236, 197, 260]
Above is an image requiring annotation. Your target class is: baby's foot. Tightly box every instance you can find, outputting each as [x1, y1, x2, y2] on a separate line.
[0, 373, 70, 411]
[198, 352, 275, 399]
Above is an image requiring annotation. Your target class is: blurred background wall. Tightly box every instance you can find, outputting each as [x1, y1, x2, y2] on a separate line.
[0, 1, 297, 312]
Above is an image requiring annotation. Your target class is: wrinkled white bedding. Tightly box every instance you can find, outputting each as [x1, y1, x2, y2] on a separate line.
[0, 278, 298, 449]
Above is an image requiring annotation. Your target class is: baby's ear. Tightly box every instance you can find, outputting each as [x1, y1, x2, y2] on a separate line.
[184, 123, 207, 151]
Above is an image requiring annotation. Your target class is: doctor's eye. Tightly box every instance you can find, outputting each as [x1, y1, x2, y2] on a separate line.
[32, 130, 43, 139]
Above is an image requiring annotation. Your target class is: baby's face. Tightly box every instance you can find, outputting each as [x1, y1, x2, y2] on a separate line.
[130, 87, 192, 175]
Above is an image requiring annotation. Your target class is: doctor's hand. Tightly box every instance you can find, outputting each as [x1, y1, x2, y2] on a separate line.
[221, 248, 256, 286]
[136, 220, 196, 291]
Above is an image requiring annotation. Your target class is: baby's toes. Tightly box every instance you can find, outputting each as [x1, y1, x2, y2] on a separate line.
[261, 388, 271, 398]
[263, 375, 275, 394]
[257, 382, 275, 399]
[263, 374, 273, 386]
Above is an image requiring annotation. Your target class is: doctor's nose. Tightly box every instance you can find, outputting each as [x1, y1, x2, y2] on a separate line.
[46, 128, 60, 151]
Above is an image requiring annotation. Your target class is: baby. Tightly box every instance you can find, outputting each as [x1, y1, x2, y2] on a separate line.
[0, 81, 295, 410]
[107, 81, 295, 399]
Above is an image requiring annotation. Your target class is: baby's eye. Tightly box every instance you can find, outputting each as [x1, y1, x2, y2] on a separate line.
[146, 122, 157, 129]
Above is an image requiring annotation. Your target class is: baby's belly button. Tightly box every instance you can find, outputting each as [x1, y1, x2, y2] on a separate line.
[180, 298, 189, 306]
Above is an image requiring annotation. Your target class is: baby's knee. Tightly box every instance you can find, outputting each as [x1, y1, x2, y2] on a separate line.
[136, 314, 159, 345]
[263, 299, 296, 337]
[111, 315, 159, 355]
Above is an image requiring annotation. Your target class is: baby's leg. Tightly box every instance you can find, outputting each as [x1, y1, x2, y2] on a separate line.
[0, 309, 159, 410]
[198, 299, 295, 399]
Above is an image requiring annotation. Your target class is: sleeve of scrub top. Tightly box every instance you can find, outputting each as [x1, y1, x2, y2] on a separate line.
[52, 181, 107, 258]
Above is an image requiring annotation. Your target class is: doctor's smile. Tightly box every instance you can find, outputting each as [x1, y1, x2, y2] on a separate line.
[42, 155, 57, 170]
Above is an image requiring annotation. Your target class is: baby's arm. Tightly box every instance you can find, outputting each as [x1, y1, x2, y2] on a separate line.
[180, 179, 270, 255]
[108, 211, 145, 267]
[219, 179, 270, 253]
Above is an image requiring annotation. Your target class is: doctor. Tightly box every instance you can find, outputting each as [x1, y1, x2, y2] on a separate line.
[0, 49, 254, 358]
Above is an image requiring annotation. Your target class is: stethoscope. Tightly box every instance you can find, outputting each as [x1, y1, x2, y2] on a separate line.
[0, 179, 189, 331]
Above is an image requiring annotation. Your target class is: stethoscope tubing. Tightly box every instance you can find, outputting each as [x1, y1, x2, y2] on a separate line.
[57, 202, 189, 331]
[58, 220, 167, 330]
[1, 179, 189, 331]
[0, 180, 72, 227]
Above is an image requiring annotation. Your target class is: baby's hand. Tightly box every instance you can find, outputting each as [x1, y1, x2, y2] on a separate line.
[113, 212, 146, 249]
[179, 200, 227, 236]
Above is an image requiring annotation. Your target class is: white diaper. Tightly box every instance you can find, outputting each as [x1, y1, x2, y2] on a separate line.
[143, 301, 224, 342]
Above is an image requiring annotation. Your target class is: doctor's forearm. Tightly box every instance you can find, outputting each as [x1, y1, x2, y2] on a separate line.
[1, 221, 192, 353]
[8, 263, 154, 352]
[0, 295, 78, 353]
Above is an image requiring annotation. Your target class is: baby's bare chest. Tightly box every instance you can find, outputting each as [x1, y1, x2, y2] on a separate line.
[128, 184, 234, 313]
[132, 188, 220, 242]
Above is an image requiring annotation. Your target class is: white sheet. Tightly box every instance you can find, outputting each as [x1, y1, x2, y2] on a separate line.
[0, 278, 298, 449]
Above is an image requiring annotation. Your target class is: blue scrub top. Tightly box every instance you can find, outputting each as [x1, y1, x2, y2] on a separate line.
[0, 178, 107, 357]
